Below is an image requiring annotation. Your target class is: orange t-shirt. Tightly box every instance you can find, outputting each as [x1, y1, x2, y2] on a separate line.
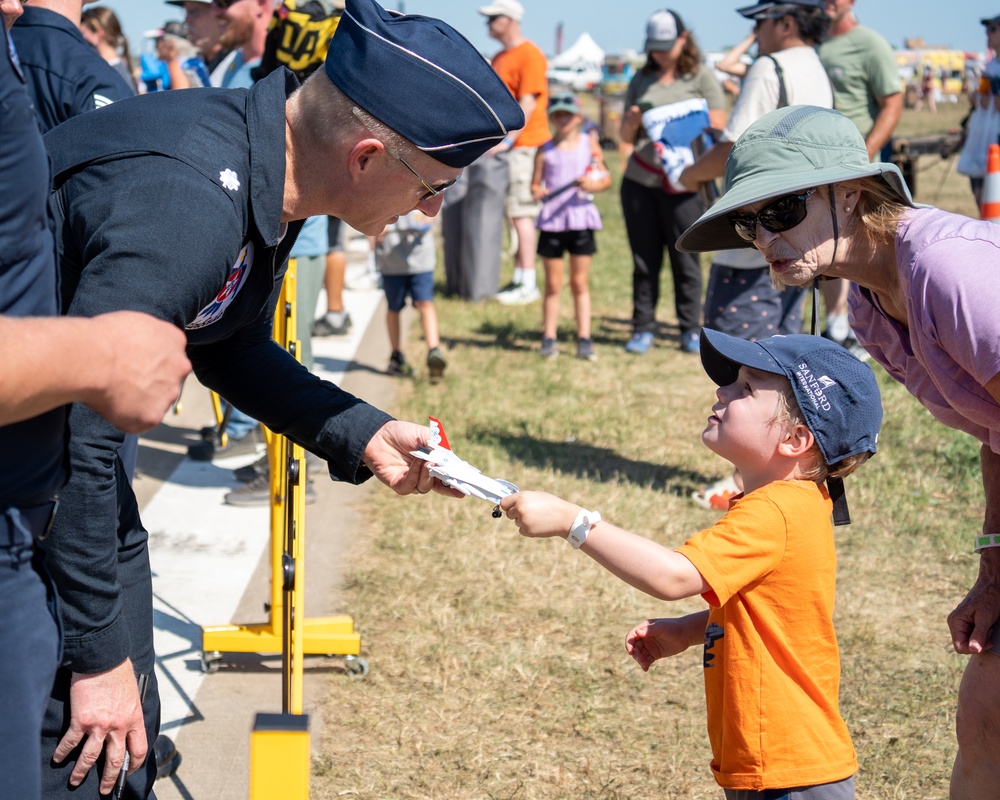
[491, 40, 550, 148]
[676, 481, 857, 791]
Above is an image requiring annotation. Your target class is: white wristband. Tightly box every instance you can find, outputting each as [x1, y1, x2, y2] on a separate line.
[568, 509, 601, 549]
[974, 533, 1000, 552]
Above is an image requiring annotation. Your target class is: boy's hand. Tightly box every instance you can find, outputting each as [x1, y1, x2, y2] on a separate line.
[500, 491, 580, 541]
[626, 617, 700, 671]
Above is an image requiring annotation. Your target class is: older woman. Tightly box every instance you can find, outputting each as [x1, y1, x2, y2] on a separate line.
[677, 103, 1000, 798]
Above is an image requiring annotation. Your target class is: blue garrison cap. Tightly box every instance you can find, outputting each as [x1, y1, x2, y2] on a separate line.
[325, 0, 524, 168]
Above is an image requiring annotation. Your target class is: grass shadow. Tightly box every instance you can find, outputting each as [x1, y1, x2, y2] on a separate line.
[480, 430, 712, 497]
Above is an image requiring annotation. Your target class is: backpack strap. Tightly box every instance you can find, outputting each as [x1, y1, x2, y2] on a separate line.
[763, 54, 788, 109]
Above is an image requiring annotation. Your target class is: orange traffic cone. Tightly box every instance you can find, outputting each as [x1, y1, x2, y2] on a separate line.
[981, 143, 1000, 224]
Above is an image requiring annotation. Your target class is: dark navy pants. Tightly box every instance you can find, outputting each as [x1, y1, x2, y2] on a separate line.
[0, 505, 60, 800]
[39, 462, 159, 800]
[621, 177, 706, 337]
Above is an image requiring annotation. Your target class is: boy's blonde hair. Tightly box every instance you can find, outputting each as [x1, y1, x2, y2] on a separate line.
[772, 379, 872, 483]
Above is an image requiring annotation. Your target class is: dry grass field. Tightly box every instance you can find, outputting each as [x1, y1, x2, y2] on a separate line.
[312, 101, 984, 799]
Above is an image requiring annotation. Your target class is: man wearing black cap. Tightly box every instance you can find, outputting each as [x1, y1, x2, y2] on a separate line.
[678, 0, 831, 512]
[35, 0, 523, 797]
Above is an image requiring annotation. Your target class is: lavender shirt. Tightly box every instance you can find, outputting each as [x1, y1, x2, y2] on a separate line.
[534, 135, 603, 233]
[849, 207, 1000, 453]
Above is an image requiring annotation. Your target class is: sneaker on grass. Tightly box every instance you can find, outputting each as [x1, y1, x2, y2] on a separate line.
[495, 282, 540, 305]
[427, 347, 447, 383]
[576, 337, 596, 361]
[387, 350, 413, 377]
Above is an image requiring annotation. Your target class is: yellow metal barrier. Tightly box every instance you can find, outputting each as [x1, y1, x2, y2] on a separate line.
[249, 713, 310, 800]
[197, 260, 368, 796]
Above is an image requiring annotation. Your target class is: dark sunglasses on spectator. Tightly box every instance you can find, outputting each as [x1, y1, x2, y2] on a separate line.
[487, 15, 505, 23]
[988, 23, 1000, 33]
[728, 188, 817, 242]
[212, 0, 241, 9]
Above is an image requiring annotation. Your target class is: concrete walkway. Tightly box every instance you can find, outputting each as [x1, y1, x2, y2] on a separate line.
[135, 242, 398, 799]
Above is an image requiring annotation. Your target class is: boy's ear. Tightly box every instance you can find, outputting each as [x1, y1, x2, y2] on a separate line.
[778, 423, 815, 459]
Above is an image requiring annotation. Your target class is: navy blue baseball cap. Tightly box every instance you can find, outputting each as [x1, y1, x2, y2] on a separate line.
[325, 0, 524, 169]
[700, 329, 881, 466]
[701, 329, 881, 525]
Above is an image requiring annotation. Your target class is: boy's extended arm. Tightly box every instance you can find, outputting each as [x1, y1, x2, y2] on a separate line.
[582, 519, 709, 600]
[501, 491, 709, 601]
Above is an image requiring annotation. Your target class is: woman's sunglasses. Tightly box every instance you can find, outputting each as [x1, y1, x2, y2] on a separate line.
[728, 187, 817, 242]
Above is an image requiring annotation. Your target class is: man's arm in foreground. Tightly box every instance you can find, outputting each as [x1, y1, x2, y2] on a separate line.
[0, 312, 190, 430]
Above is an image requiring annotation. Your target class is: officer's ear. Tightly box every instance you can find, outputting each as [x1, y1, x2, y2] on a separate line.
[347, 138, 388, 182]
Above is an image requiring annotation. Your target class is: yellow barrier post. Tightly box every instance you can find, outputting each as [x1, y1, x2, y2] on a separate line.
[249, 713, 310, 800]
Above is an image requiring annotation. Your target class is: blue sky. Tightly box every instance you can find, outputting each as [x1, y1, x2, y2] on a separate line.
[112, 1, 997, 62]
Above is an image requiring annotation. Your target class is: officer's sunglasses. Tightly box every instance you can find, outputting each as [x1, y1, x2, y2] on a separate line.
[728, 188, 817, 243]
[351, 107, 458, 202]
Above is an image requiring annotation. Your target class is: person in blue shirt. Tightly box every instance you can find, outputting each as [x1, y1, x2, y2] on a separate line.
[37, 0, 523, 796]
[211, 0, 272, 88]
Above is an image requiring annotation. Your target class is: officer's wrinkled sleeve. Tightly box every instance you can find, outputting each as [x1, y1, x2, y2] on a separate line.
[188, 302, 392, 484]
[48, 157, 388, 672]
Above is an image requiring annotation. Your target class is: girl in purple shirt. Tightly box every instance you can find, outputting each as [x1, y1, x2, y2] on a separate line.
[530, 93, 611, 361]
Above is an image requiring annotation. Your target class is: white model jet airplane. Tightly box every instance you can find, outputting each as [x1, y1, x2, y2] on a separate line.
[411, 417, 518, 513]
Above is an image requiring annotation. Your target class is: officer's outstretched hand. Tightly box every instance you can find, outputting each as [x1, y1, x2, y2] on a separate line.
[53, 659, 147, 794]
[363, 420, 465, 498]
[85, 311, 191, 433]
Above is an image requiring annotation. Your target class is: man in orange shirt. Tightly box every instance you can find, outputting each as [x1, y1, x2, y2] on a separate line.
[480, 0, 550, 305]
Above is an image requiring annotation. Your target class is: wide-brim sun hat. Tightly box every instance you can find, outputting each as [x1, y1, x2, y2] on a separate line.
[676, 105, 915, 253]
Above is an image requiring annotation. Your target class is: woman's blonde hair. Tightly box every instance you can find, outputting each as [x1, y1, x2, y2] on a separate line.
[841, 176, 910, 248]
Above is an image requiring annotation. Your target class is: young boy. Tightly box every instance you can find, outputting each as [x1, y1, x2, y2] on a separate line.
[500, 329, 883, 799]
[374, 209, 447, 383]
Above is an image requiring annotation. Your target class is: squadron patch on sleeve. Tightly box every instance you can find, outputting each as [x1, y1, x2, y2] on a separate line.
[186, 241, 254, 330]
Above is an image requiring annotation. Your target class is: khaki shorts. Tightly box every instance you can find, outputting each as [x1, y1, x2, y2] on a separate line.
[506, 146, 541, 219]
